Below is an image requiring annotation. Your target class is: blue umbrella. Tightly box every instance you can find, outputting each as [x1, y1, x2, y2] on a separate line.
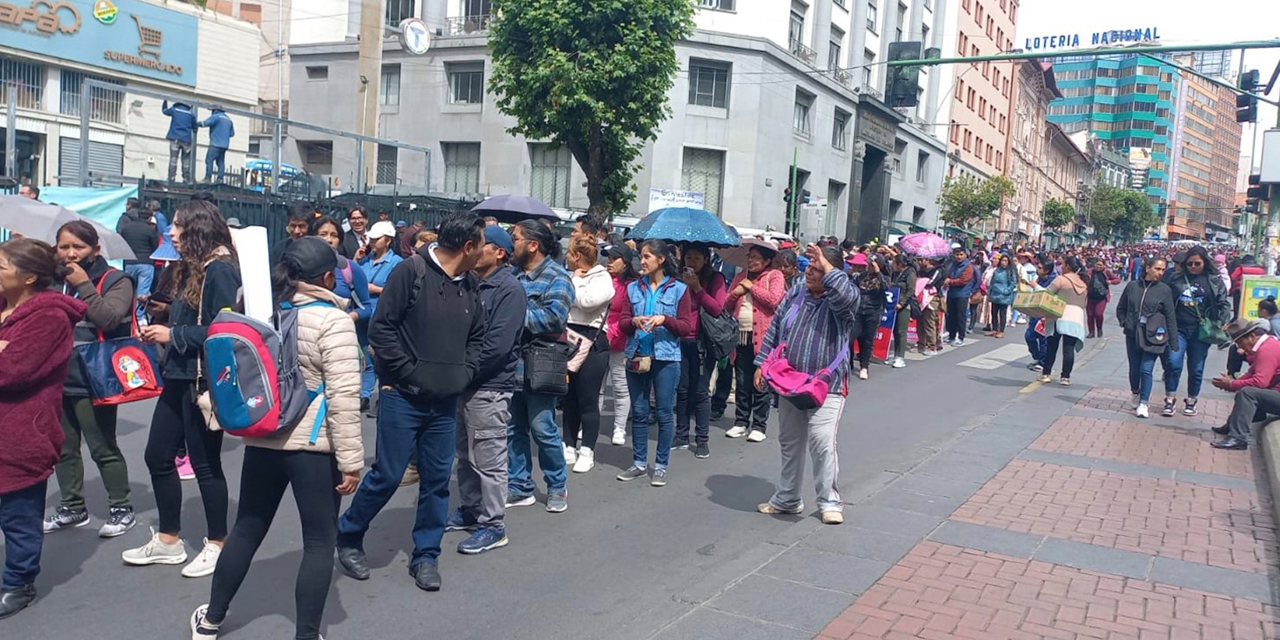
[470, 194, 558, 223]
[627, 207, 741, 247]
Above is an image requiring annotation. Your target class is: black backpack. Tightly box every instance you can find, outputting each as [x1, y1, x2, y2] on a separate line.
[1089, 273, 1109, 300]
[699, 307, 738, 362]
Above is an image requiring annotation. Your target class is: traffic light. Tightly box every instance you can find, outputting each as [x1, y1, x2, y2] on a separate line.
[801, 189, 812, 204]
[783, 187, 792, 204]
[886, 41, 923, 108]
[1246, 198, 1261, 214]
[1237, 69, 1260, 123]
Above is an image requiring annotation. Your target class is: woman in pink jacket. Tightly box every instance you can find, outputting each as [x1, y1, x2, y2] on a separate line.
[724, 244, 785, 442]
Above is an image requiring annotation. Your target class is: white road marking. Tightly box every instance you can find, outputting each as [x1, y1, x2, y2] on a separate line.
[959, 343, 1031, 370]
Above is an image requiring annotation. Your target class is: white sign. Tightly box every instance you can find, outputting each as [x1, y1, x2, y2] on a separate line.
[398, 18, 431, 56]
[647, 188, 704, 213]
[1261, 129, 1280, 184]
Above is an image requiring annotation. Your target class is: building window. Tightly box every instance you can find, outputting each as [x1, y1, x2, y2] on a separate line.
[864, 49, 875, 86]
[59, 70, 124, 124]
[379, 64, 400, 106]
[834, 0, 846, 8]
[826, 180, 846, 235]
[921, 24, 930, 44]
[833, 108, 851, 150]
[681, 147, 726, 215]
[305, 66, 328, 80]
[793, 89, 814, 136]
[386, 0, 414, 27]
[962, 0, 970, 12]
[978, 97, 987, 118]
[949, 120, 959, 144]
[376, 144, 398, 185]
[995, 151, 1003, 170]
[916, 150, 928, 183]
[967, 88, 975, 108]
[298, 141, 334, 174]
[829, 40, 843, 72]
[998, 113, 1006, 133]
[447, 62, 484, 104]
[688, 59, 730, 108]
[963, 130, 972, 151]
[867, 2, 878, 33]
[696, 0, 736, 10]
[529, 143, 572, 208]
[442, 142, 481, 193]
[788, 7, 805, 50]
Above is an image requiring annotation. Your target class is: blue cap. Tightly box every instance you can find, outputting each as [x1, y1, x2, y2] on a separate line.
[484, 225, 514, 255]
[395, 220, 408, 228]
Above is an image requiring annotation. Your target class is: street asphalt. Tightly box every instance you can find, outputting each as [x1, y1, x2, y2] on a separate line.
[3, 320, 1122, 640]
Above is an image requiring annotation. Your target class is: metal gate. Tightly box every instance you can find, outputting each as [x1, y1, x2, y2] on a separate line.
[59, 137, 123, 177]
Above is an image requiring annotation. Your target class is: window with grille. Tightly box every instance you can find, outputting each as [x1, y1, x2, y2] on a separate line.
[380, 64, 400, 106]
[59, 70, 124, 124]
[443, 143, 481, 193]
[386, 0, 414, 27]
[696, 0, 735, 10]
[376, 144, 398, 185]
[0, 57, 44, 110]
[447, 62, 484, 104]
[680, 147, 725, 215]
[793, 90, 814, 135]
[832, 108, 850, 150]
[688, 60, 730, 108]
[529, 143, 571, 208]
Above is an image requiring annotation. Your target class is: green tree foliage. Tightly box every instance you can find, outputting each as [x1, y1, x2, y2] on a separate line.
[1089, 184, 1160, 241]
[1041, 198, 1075, 230]
[489, 0, 695, 218]
[937, 174, 1016, 230]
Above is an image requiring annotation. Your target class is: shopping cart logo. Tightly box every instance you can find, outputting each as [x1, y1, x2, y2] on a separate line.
[132, 13, 161, 59]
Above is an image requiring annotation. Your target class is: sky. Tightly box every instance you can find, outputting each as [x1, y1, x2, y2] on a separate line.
[1017, 0, 1280, 170]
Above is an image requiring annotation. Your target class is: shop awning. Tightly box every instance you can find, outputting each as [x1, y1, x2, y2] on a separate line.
[892, 219, 929, 233]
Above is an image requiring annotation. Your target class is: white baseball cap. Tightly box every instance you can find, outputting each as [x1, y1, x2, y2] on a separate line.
[367, 220, 397, 239]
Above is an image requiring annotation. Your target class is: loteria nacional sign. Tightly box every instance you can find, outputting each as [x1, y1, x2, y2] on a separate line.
[0, 0, 198, 86]
[1023, 26, 1161, 52]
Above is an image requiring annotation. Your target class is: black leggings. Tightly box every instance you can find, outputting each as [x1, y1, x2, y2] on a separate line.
[144, 381, 227, 540]
[676, 338, 712, 444]
[991, 303, 1009, 333]
[1042, 334, 1081, 378]
[563, 329, 610, 450]
[852, 312, 879, 369]
[207, 447, 341, 640]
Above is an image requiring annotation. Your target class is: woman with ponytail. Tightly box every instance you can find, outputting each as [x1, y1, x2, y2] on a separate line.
[0, 238, 86, 619]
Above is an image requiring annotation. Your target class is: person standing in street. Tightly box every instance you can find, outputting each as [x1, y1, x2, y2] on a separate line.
[42, 222, 138, 538]
[724, 244, 785, 441]
[561, 238, 613, 472]
[755, 245, 857, 526]
[1085, 258, 1121, 338]
[985, 254, 1018, 339]
[848, 253, 889, 380]
[0, 238, 86, 620]
[604, 243, 639, 446]
[190, 237, 363, 640]
[1115, 257, 1176, 418]
[943, 245, 976, 347]
[616, 240, 692, 486]
[1209, 319, 1280, 451]
[674, 243, 726, 459]
[335, 213, 486, 592]
[506, 220, 574, 513]
[357, 221, 403, 413]
[889, 253, 916, 368]
[115, 207, 159, 325]
[1036, 256, 1088, 386]
[916, 257, 944, 355]
[162, 100, 196, 183]
[447, 226, 526, 555]
[1164, 246, 1232, 418]
[198, 106, 235, 183]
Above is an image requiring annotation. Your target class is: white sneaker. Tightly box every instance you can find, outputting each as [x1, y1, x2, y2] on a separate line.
[1136, 403, 1149, 419]
[122, 527, 188, 566]
[747, 429, 767, 443]
[611, 429, 626, 446]
[181, 539, 222, 578]
[572, 447, 595, 473]
[725, 425, 748, 438]
[891, 357, 906, 369]
[954, 339, 966, 347]
[190, 604, 221, 639]
[563, 444, 577, 466]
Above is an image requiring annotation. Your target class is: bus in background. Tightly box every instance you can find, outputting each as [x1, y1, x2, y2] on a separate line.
[243, 159, 308, 196]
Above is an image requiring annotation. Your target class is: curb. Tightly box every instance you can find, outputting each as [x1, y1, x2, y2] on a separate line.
[1260, 421, 1280, 531]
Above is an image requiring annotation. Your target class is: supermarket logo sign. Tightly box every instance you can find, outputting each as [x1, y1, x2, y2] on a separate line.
[1024, 27, 1161, 52]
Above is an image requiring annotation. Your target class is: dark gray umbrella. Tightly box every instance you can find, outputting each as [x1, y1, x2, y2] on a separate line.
[0, 196, 136, 260]
[470, 194, 559, 224]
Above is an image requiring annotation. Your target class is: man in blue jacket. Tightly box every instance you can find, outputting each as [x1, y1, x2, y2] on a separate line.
[162, 100, 195, 182]
[447, 225, 527, 555]
[198, 106, 235, 183]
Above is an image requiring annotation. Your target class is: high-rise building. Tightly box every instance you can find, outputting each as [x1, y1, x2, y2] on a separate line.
[1165, 53, 1243, 242]
[934, 0, 1020, 180]
[285, 0, 953, 241]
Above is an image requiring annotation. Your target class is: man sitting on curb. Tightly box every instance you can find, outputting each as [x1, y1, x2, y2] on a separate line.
[1210, 319, 1280, 451]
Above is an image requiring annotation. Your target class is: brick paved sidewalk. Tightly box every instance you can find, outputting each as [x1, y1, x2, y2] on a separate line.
[817, 382, 1280, 640]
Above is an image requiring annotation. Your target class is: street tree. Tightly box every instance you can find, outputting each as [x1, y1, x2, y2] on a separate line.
[937, 174, 1016, 230]
[489, 0, 695, 219]
[1041, 198, 1075, 231]
[1089, 184, 1159, 241]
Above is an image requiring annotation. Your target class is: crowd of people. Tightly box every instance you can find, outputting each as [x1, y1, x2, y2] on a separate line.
[3, 196, 1279, 639]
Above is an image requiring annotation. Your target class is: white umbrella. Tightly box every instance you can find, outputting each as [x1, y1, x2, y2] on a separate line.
[0, 196, 136, 260]
[717, 237, 780, 269]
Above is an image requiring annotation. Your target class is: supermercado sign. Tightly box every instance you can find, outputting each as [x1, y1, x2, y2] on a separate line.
[0, 0, 197, 86]
[1023, 27, 1161, 52]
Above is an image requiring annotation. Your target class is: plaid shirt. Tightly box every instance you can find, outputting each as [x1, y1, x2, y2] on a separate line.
[755, 270, 859, 393]
[516, 257, 575, 336]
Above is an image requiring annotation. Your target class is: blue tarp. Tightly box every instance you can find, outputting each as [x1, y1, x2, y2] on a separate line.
[39, 186, 139, 230]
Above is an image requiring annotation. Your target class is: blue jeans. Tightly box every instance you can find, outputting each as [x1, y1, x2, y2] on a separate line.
[1166, 328, 1210, 398]
[0, 479, 47, 589]
[205, 146, 227, 182]
[628, 359, 680, 469]
[360, 344, 376, 401]
[1024, 320, 1047, 365]
[1125, 335, 1160, 403]
[124, 263, 153, 324]
[337, 389, 456, 568]
[507, 392, 567, 496]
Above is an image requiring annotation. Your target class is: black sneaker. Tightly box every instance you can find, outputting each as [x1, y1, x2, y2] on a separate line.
[360, 397, 370, 413]
[616, 466, 648, 482]
[1162, 398, 1177, 417]
[672, 437, 690, 450]
[1183, 398, 1198, 417]
[693, 442, 710, 459]
[189, 604, 221, 638]
[43, 506, 89, 533]
[98, 506, 136, 538]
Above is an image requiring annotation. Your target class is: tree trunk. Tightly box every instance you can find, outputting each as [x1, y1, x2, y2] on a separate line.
[566, 124, 612, 223]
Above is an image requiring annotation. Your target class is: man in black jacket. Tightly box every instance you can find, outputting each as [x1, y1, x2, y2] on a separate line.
[116, 208, 159, 324]
[336, 212, 486, 593]
[447, 225, 526, 555]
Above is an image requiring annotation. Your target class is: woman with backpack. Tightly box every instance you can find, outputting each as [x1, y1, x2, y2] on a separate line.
[0, 238, 86, 620]
[889, 253, 916, 369]
[189, 236, 362, 640]
[1035, 256, 1088, 387]
[310, 215, 372, 324]
[42, 222, 139, 539]
[674, 243, 726, 459]
[127, 201, 242, 579]
[1163, 245, 1232, 418]
[1085, 258, 1122, 338]
[1115, 257, 1176, 419]
[985, 254, 1019, 339]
